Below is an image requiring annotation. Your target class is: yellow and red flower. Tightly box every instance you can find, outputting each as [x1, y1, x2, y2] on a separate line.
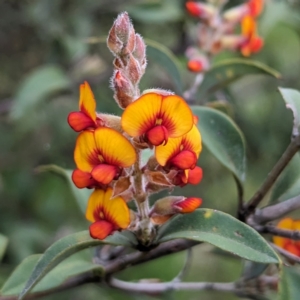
[240, 15, 263, 57]
[72, 127, 136, 188]
[273, 218, 300, 257]
[86, 188, 130, 240]
[248, 0, 264, 17]
[68, 81, 103, 132]
[121, 92, 194, 146]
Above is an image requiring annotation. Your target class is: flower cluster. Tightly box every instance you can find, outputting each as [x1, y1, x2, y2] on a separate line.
[273, 218, 300, 257]
[185, 0, 264, 72]
[67, 13, 203, 244]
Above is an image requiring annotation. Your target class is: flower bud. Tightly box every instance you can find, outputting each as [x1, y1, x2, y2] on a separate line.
[133, 34, 147, 68]
[220, 35, 245, 51]
[223, 4, 248, 24]
[127, 53, 142, 85]
[186, 1, 216, 19]
[114, 12, 132, 44]
[142, 88, 174, 96]
[107, 25, 123, 55]
[97, 113, 123, 133]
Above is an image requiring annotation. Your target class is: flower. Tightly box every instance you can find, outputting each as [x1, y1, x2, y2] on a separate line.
[273, 218, 300, 257]
[185, 1, 215, 19]
[121, 92, 194, 146]
[72, 127, 136, 187]
[240, 15, 263, 57]
[248, 0, 264, 17]
[86, 188, 130, 240]
[68, 81, 102, 132]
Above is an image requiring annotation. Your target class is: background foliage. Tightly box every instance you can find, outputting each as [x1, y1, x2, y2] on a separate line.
[1, 0, 300, 299]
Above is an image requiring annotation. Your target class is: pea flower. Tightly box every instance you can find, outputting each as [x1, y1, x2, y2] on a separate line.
[121, 92, 194, 146]
[68, 81, 103, 132]
[72, 127, 136, 187]
[273, 218, 300, 257]
[86, 188, 130, 240]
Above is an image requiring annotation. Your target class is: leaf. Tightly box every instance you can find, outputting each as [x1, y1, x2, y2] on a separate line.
[155, 209, 280, 264]
[126, 0, 183, 24]
[146, 39, 183, 95]
[241, 261, 268, 281]
[197, 59, 280, 99]
[10, 65, 71, 120]
[1, 251, 101, 296]
[18, 230, 137, 299]
[278, 266, 300, 300]
[192, 106, 246, 183]
[0, 233, 8, 261]
[36, 164, 92, 214]
[278, 87, 300, 136]
[270, 153, 300, 203]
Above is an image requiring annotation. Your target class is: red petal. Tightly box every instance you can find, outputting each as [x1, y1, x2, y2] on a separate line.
[68, 112, 95, 132]
[146, 125, 168, 146]
[284, 242, 300, 257]
[89, 220, 115, 240]
[169, 150, 197, 169]
[72, 169, 97, 188]
[174, 197, 202, 213]
[186, 2, 202, 17]
[187, 167, 203, 185]
[187, 60, 203, 73]
[91, 164, 119, 185]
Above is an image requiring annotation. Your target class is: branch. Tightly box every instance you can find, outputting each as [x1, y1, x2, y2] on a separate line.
[108, 277, 237, 293]
[255, 225, 300, 240]
[270, 243, 300, 263]
[244, 139, 300, 216]
[251, 195, 300, 224]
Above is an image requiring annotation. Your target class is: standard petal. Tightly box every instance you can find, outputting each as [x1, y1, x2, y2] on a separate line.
[74, 130, 98, 172]
[72, 169, 96, 188]
[94, 127, 136, 167]
[68, 112, 95, 132]
[91, 164, 119, 185]
[103, 188, 130, 229]
[89, 220, 114, 240]
[273, 217, 294, 248]
[182, 125, 202, 158]
[121, 93, 162, 137]
[85, 189, 106, 222]
[155, 137, 182, 167]
[79, 81, 96, 122]
[161, 95, 193, 138]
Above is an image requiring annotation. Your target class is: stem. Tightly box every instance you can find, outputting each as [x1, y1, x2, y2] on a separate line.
[108, 277, 237, 293]
[244, 140, 300, 216]
[271, 243, 300, 263]
[255, 225, 300, 240]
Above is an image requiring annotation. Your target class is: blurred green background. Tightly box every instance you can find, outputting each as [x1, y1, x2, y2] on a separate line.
[1, 0, 300, 299]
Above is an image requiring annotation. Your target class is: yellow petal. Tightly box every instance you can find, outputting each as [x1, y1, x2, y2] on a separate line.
[79, 81, 96, 122]
[86, 189, 106, 222]
[155, 137, 182, 166]
[273, 217, 294, 248]
[94, 127, 136, 167]
[121, 93, 162, 137]
[103, 188, 130, 229]
[182, 125, 202, 158]
[74, 130, 97, 172]
[161, 95, 193, 138]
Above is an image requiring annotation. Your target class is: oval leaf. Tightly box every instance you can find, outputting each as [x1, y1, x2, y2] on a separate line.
[278, 266, 300, 300]
[10, 65, 71, 120]
[146, 39, 183, 94]
[1, 251, 101, 296]
[155, 209, 280, 264]
[18, 230, 137, 300]
[270, 153, 300, 203]
[278, 87, 300, 136]
[0, 233, 8, 261]
[36, 164, 91, 214]
[192, 106, 246, 183]
[197, 59, 280, 99]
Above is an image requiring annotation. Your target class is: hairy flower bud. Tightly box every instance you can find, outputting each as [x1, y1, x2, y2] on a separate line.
[133, 34, 147, 68]
[127, 53, 142, 85]
[223, 4, 248, 24]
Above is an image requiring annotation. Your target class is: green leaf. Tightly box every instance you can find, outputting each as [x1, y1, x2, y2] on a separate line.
[192, 106, 246, 183]
[126, 0, 183, 24]
[36, 164, 92, 214]
[1, 251, 101, 296]
[278, 87, 300, 136]
[146, 39, 183, 95]
[270, 154, 300, 203]
[18, 230, 137, 299]
[197, 59, 280, 99]
[278, 266, 300, 300]
[0, 233, 8, 261]
[10, 65, 71, 120]
[155, 209, 280, 264]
